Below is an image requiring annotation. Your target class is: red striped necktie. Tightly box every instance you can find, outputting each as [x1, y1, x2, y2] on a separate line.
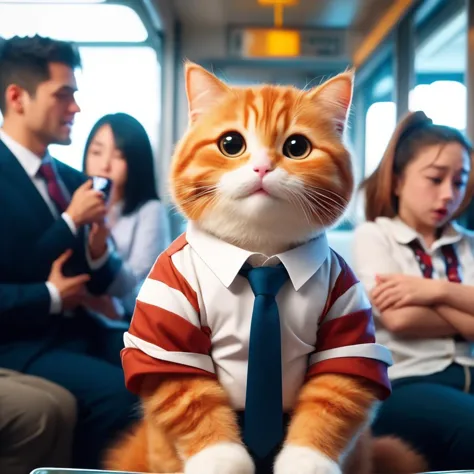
[37, 161, 69, 213]
[407, 239, 462, 283]
[407, 239, 464, 342]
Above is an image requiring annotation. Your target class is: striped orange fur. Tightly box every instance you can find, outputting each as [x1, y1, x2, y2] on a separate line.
[285, 374, 377, 461]
[104, 375, 427, 473]
[103, 62, 427, 474]
[170, 62, 354, 255]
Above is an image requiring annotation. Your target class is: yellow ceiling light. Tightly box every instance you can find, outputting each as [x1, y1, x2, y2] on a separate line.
[244, 28, 301, 57]
[257, 0, 299, 28]
[257, 0, 299, 5]
[251, 0, 301, 55]
[274, 4, 284, 27]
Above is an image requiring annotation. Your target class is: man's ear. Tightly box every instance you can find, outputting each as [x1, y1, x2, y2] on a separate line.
[5, 84, 27, 114]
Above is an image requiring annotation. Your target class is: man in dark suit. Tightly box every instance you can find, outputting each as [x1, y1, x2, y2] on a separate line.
[0, 35, 139, 469]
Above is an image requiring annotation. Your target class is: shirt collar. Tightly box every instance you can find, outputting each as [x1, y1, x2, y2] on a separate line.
[186, 221, 330, 291]
[0, 128, 46, 178]
[380, 216, 463, 250]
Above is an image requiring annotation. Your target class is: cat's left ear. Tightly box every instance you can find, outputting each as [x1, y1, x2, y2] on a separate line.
[308, 69, 354, 134]
[185, 61, 230, 124]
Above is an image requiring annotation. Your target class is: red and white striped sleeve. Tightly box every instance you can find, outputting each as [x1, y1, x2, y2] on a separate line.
[307, 250, 393, 399]
[121, 234, 215, 395]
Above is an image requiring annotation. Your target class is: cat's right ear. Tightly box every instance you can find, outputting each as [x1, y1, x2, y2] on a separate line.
[184, 61, 230, 124]
[307, 69, 354, 135]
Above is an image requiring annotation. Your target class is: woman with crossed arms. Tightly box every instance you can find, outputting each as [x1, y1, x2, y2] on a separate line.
[353, 110, 474, 471]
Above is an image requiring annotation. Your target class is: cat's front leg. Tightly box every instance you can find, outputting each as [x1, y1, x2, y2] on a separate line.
[274, 374, 378, 474]
[142, 374, 254, 474]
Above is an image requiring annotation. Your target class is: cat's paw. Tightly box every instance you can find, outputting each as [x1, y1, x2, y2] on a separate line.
[185, 442, 255, 474]
[274, 445, 341, 474]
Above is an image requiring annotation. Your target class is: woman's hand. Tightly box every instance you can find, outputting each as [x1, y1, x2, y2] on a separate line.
[370, 274, 443, 311]
[88, 220, 110, 260]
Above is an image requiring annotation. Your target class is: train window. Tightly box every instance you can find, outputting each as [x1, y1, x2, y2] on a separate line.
[365, 101, 396, 177]
[363, 54, 396, 178]
[410, 80, 466, 130]
[0, 3, 148, 42]
[410, 2, 467, 130]
[50, 47, 161, 170]
[0, 2, 161, 171]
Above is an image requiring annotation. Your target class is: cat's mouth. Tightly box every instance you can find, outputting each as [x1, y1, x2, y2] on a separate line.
[246, 184, 274, 199]
[224, 175, 283, 201]
[233, 185, 275, 201]
[251, 185, 270, 196]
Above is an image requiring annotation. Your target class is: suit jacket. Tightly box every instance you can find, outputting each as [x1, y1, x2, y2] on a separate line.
[0, 140, 127, 370]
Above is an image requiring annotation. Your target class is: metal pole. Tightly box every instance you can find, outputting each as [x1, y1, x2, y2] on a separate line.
[394, 12, 415, 120]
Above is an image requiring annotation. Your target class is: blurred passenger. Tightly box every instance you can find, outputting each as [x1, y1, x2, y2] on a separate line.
[83, 113, 169, 316]
[0, 35, 138, 469]
[0, 369, 76, 474]
[353, 110, 474, 470]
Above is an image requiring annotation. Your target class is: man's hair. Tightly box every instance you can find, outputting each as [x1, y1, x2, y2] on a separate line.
[0, 35, 81, 113]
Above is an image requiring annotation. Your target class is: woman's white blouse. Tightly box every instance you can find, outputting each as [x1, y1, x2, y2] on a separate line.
[352, 216, 474, 380]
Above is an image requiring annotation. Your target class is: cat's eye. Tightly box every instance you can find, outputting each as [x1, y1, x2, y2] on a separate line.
[218, 132, 246, 158]
[283, 134, 312, 160]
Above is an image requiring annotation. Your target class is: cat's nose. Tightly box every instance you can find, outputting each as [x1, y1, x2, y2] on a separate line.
[253, 165, 270, 178]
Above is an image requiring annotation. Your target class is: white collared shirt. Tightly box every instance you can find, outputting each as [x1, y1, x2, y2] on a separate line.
[353, 216, 474, 380]
[122, 221, 392, 410]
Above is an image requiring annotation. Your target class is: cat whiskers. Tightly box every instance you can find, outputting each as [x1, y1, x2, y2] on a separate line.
[282, 187, 324, 229]
[304, 186, 348, 211]
[304, 184, 349, 203]
[170, 184, 219, 214]
[283, 184, 348, 226]
[306, 192, 345, 224]
[304, 185, 354, 226]
[173, 184, 217, 204]
[306, 192, 346, 220]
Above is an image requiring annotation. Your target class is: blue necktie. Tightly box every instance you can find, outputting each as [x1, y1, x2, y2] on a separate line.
[239, 264, 289, 459]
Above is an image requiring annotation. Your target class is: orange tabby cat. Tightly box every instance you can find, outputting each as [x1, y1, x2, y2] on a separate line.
[104, 62, 427, 474]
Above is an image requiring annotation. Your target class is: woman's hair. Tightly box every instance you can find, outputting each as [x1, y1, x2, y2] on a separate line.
[82, 113, 159, 215]
[360, 110, 474, 221]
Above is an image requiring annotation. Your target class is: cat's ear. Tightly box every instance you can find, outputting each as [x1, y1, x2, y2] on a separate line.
[308, 69, 354, 134]
[184, 61, 230, 124]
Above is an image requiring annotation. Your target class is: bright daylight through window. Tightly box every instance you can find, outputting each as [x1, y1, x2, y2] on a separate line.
[0, 2, 161, 171]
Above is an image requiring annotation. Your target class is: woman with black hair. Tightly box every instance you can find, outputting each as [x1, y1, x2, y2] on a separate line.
[83, 112, 170, 316]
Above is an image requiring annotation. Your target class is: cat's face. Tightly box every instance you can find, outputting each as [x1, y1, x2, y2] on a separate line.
[170, 62, 354, 247]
